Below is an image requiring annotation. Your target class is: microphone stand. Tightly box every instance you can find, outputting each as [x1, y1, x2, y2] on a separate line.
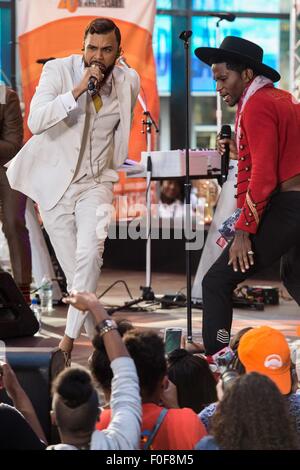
[179, 30, 193, 343]
[213, 13, 236, 132]
[141, 110, 159, 301]
[106, 59, 160, 314]
[216, 19, 222, 133]
[117, 56, 158, 297]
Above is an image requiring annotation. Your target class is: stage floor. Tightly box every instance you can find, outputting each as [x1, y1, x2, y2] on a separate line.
[38, 268, 300, 367]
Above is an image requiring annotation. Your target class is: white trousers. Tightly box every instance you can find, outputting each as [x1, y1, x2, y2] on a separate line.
[25, 198, 62, 301]
[39, 180, 113, 339]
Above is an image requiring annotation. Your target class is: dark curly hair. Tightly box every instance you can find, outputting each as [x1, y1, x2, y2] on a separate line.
[52, 366, 99, 434]
[90, 319, 133, 392]
[211, 372, 299, 450]
[167, 349, 217, 413]
[123, 329, 167, 399]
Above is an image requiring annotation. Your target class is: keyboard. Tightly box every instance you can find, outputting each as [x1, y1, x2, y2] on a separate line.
[129, 149, 221, 178]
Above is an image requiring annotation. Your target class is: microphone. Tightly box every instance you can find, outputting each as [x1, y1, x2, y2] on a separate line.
[220, 124, 231, 185]
[179, 30, 193, 41]
[87, 63, 105, 94]
[88, 76, 97, 93]
[210, 12, 236, 22]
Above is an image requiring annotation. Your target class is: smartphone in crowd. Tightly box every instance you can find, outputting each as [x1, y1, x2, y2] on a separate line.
[164, 327, 183, 355]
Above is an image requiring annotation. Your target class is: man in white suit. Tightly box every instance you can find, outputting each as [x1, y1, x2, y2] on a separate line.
[6, 18, 140, 362]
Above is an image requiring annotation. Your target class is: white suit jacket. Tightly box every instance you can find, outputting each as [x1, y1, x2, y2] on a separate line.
[6, 55, 140, 210]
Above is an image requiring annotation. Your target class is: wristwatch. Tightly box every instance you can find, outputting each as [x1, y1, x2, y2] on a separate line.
[95, 318, 117, 337]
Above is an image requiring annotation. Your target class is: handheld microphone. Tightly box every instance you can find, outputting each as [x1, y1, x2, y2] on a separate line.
[88, 76, 97, 93]
[220, 124, 231, 186]
[210, 12, 236, 22]
[87, 63, 105, 94]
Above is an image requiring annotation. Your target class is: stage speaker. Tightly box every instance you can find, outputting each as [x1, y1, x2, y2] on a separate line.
[0, 272, 39, 339]
[0, 337, 65, 443]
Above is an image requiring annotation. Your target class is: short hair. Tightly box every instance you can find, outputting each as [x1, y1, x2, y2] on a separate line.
[123, 330, 167, 397]
[210, 56, 257, 76]
[83, 18, 121, 46]
[90, 319, 134, 392]
[167, 349, 217, 413]
[52, 367, 99, 435]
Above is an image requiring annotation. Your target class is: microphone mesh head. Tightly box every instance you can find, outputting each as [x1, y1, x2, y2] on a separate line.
[221, 124, 231, 139]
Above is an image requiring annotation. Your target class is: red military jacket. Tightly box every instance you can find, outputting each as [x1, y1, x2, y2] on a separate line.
[235, 85, 300, 234]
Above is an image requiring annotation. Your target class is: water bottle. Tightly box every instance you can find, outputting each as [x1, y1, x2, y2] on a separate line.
[31, 297, 41, 331]
[40, 276, 53, 314]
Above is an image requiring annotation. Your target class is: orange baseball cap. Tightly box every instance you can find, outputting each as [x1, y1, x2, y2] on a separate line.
[238, 326, 291, 395]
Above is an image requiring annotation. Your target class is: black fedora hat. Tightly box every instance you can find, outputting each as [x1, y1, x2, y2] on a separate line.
[195, 36, 280, 82]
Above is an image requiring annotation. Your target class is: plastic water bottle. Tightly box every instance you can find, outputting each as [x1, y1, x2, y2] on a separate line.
[40, 276, 53, 314]
[31, 297, 41, 331]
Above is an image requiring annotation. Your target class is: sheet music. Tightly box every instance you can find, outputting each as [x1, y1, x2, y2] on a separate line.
[129, 149, 221, 178]
[118, 158, 145, 175]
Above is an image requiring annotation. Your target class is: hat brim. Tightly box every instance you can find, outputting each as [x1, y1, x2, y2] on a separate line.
[194, 47, 281, 83]
[245, 363, 291, 395]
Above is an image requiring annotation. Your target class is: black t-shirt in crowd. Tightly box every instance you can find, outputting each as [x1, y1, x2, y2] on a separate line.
[0, 403, 46, 450]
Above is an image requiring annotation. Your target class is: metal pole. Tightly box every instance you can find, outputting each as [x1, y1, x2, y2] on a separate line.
[216, 20, 222, 132]
[290, 0, 297, 95]
[141, 110, 159, 301]
[145, 117, 152, 289]
[179, 30, 193, 342]
[10, 0, 16, 90]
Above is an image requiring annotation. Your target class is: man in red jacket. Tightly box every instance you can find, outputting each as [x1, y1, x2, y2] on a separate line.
[195, 36, 300, 355]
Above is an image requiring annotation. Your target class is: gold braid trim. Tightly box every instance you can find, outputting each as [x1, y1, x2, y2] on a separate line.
[246, 192, 260, 226]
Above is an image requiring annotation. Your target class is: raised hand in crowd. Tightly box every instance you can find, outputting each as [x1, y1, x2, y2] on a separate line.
[0, 361, 47, 444]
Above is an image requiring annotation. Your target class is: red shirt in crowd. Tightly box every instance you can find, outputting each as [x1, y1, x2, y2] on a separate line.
[97, 402, 207, 450]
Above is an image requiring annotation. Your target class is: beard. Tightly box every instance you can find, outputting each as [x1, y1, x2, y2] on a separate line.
[102, 63, 115, 81]
[83, 56, 117, 85]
